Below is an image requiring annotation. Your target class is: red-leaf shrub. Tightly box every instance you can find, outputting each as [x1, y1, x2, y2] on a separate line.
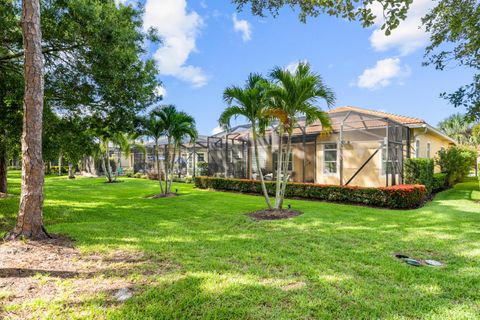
[194, 177, 427, 209]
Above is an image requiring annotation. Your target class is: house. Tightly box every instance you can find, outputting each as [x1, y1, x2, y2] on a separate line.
[105, 106, 455, 188]
[209, 106, 456, 187]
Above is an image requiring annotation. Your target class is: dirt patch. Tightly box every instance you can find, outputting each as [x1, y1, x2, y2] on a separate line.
[0, 235, 177, 318]
[281, 281, 306, 291]
[249, 209, 303, 220]
[145, 193, 178, 199]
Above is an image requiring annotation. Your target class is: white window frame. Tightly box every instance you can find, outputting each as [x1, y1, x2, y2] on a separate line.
[380, 144, 399, 176]
[323, 143, 338, 176]
[415, 139, 420, 158]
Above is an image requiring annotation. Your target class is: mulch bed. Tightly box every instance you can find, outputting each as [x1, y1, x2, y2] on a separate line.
[249, 209, 303, 220]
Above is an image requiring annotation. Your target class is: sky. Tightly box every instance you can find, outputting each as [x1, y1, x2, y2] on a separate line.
[118, 0, 473, 135]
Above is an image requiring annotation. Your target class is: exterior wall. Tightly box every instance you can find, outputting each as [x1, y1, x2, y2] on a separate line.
[313, 129, 392, 187]
[410, 128, 453, 172]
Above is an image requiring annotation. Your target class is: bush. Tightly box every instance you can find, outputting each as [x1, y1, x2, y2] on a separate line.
[197, 162, 208, 176]
[404, 158, 434, 193]
[432, 173, 447, 193]
[437, 146, 477, 186]
[194, 177, 427, 209]
[51, 165, 69, 174]
[134, 172, 143, 179]
[124, 168, 134, 177]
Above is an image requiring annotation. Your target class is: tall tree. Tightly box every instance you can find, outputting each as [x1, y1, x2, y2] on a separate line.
[437, 114, 475, 145]
[7, 0, 48, 239]
[154, 105, 197, 195]
[170, 109, 198, 188]
[268, 63, 335, 209]
[422, 0, 480, 120]
[139, 111, 166, 194]
[232, 0, 412, 35]
[220, 74, 273, 209]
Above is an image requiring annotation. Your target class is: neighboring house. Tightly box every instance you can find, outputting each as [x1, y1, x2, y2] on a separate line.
[210, 106, 456, 187]
[108, 106, 456, 187]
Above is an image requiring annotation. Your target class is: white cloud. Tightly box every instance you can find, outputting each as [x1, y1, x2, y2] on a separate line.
[369, 0, 432, 55]
[212, 126, 224, 135]
[285, 59, 308, 73]
[232, 14, 252, 42]
[144, 0, 208, 88]
[356, 58, 410, 90]
[155, 86, 166, 98]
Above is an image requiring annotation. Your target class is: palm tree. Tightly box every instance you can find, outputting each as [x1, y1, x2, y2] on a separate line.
[139, 110, 166, 194]
[170, 112, 198, 190]
[268, 62, 335, 209]
[437, 114, 474, 145]
[220, 74, 273, 209]
[151, 105, 197, 195]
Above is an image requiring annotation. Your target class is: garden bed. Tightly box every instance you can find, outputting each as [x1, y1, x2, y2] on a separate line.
[194, 176, 427, 209]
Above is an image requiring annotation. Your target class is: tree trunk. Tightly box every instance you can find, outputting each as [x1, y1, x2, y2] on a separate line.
[169, 145, 177, 191]
[0, 147, 7, 194]
[155, 139, 164, 194]
[274, 127, 284, 209]
[252, 130, 272, 209]
[7, 0, 48, 240]
[279, 132, 292, 209]
[164, 139, 170, 194]
[104, 151, 113, 182]
[68, 163, 75, 179]
[58, 154, 62, 176]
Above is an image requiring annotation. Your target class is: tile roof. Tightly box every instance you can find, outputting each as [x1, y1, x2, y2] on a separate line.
[328, 106, 425, 125]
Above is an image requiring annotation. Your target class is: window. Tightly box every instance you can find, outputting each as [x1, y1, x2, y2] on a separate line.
[415, 139, 420, 158]
[272, 150, 292, 172]
[323, 143, 337, 174]
[381, 145, 399, 175]
[253, 148, 268, 173]
[197, 153, 205, 162]
[426, 142, 431, 158]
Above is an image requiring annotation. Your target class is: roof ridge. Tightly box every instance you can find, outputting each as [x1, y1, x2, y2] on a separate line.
[329, 105, 425, 124]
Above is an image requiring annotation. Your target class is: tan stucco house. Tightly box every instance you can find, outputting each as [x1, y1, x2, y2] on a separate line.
[209, 106, 456, 187]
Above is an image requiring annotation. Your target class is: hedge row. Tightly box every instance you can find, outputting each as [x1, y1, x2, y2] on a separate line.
[194, 177, 427, 209]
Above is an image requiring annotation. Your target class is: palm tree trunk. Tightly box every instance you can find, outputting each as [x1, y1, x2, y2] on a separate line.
[279, 132, 293, 209]
[252, 130, 272, 209]
[274, 126, 284, 209]
[170, 144, 176, 191]
[104, 150, 113, 183]
[68, 163, 75, 179]
[155, 140, 164, 194]
[164, 139, 170, 194]
[7, 0, 48, 240]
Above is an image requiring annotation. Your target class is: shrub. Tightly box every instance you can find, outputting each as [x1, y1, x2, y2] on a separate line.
[51, 165, 69, 174]
[134, 172, 143, 179]
[432, 173, 447, 193]
[404, 158, 434, 193]
[196, 162, 208, 176]
[124, 168, 134, 177]
[194, 177, 427, 209]
[437, 146, 477, 186]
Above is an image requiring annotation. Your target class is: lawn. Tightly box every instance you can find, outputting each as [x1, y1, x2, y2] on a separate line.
[1, 171, 479, 319]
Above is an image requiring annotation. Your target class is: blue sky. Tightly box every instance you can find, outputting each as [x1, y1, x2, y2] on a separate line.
[127, 0, 473, 134]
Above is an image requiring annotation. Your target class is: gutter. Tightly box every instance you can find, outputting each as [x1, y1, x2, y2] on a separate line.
[407, 123, 457, 145]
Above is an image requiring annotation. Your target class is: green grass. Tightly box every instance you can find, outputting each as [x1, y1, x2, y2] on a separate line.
[1, 171, 479, 319]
